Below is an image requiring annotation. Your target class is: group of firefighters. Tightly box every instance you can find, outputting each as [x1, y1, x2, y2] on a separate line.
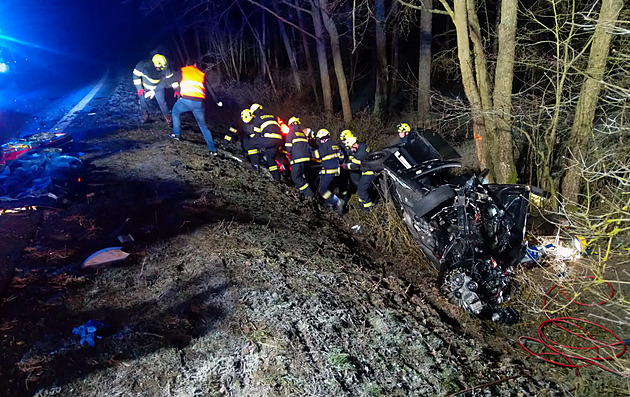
[132, 53, 413, 213]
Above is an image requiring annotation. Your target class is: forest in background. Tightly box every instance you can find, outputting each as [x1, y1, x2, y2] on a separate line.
[137, 0, 628, 296]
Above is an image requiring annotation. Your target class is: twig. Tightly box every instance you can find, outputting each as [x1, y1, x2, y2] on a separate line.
[445, 375, 523, 397]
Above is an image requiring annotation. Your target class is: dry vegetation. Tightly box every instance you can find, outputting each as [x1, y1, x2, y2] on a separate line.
[0, 76, 628, 396]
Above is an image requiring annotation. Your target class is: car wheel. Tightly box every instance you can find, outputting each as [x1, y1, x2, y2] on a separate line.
[413, 185, 456, 218]
[362, 150, 387, 172]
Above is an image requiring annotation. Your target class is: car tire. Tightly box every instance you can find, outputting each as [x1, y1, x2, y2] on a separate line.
[362, 150, 387, 172]
[413, 185, 456, 218]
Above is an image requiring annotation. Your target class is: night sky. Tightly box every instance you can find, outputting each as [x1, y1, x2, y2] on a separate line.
[1, 0, 167, 86]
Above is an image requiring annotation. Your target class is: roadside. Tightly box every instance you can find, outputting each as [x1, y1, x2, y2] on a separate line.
[0, 77, 618, 396]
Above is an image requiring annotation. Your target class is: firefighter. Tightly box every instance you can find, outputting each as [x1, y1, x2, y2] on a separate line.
[336, 129, 356, 200]
[133, 53, 173, 124]
[250, 103, 283, 181]
[224, 109, 261, 169]
[156, 59, 223, 155]
[284, 117, 314, 197]
[314, 129, 345, 213]
[394, 122, 411, 146]
[342, 131, 377, 211]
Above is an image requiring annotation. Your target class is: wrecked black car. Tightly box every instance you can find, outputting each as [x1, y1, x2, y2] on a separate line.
[366, 130, 532, 323]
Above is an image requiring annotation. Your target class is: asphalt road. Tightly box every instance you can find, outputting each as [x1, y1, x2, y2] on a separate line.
[0, 67, 120, 143]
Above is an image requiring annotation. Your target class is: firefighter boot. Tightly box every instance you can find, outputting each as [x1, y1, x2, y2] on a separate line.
[336, 198, 346, 215]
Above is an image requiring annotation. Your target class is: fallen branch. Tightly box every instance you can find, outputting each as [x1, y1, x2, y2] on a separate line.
[445, 375, 523, 397]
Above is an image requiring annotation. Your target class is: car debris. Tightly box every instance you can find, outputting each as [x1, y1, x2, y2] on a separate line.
[82, 247, 130, 269]
[367, 130, 538, 323]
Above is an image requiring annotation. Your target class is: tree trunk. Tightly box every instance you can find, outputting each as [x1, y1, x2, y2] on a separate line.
[561, 0, 623, 203]
[296, 0, 320, 106]
[310, 0, 333, 113]
[318, 0, 352, 122]
[374, 0, 388, 115]
[278, 17, 302, 93]
[465, 0, 499, 178]
[451, 0, 490, 172]
[391, 0, 399, 94]
[492, 0, 518, 183]
[417, 0, 433, 128]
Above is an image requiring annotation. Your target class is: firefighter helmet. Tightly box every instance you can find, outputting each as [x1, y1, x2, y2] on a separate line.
[241, 108, 253, 123]
[316, 128, 330, 139]
[152, 54, 167, 69]
[340, 129, 354, 141]
[250, 103, 263, 115]
[288, 116, 300, 125]
[343, 136, 357, 148]
[397, 123, 411, 134]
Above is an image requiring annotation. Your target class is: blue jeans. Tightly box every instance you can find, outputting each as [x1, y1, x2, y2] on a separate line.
[172, 98, 216, 152]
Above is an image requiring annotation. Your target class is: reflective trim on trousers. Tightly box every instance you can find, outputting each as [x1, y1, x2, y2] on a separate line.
[290, 157, 310, 164]
[320, 168, 340, 175]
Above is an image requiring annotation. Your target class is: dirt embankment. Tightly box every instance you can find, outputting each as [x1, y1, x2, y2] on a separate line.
[0, 80, 573, 396]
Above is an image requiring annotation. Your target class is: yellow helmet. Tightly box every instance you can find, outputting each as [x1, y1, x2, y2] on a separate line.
[152, 54, 167, 69]
[343, 136, 357, 148]
[340, 129, 354, 141]
[241, 108, 253, 123]
[397, 123, 411, 134]
[250, 103, 263, 114]
[288, 116, 300, 125]
[316, 128, 330, 139]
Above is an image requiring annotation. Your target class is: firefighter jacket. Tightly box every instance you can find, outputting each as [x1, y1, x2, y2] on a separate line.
[346, 142, 375, 175]
[133, 59, 173, 92]
[224, 119, 255, 142]
[252, 114, 283, 143]
[284, 125, 311, 164]
[315, 138, 342, 175]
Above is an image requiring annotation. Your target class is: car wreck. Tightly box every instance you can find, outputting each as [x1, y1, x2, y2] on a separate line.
[367, 130, 533, 324]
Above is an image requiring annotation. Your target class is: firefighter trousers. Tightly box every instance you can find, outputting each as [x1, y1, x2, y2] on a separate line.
[259, 140, 281, 181]
[357, 173, 377, 209]
[291, 161, 314, 197]
[319, 173, 340, 205]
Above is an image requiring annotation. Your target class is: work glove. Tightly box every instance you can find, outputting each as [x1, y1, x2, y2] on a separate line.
[144, 90, 155, 99]
[137, 89, 145, 97]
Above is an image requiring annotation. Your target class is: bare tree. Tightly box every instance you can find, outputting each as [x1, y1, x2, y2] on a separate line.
[417, 0, 433, 127]
[561, 0, 624, 202]
[317, 0, 353, 121]
[309, 0, 334, 113]
[374, 0, 389, 115]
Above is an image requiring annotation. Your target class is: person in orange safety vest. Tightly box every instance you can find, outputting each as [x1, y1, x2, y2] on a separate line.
[156, 59, 223, 155]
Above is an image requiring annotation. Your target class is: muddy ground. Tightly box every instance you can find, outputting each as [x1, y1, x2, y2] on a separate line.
[0, 77, 628, 396]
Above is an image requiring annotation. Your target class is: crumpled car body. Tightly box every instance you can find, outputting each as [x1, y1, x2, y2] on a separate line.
[368, 130, 531, 323]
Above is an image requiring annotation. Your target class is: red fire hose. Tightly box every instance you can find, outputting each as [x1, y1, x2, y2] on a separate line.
[519, 277, 629, 378]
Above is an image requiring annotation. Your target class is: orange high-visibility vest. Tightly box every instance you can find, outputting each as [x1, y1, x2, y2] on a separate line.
[180, 66, 206, 99]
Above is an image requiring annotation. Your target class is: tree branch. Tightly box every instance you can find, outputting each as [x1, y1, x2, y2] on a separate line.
[397, 0, 450, 16]
[246, 0, 319, 40]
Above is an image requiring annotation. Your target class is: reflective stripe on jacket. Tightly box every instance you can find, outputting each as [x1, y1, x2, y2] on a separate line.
[180, 66, 206, 100]
[132, 59, 172, 91]
[347, 142, 371, 172]
[315, 139, 342, 175]
[253, 114, 282, 141]
[285, 125, 311, 164]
